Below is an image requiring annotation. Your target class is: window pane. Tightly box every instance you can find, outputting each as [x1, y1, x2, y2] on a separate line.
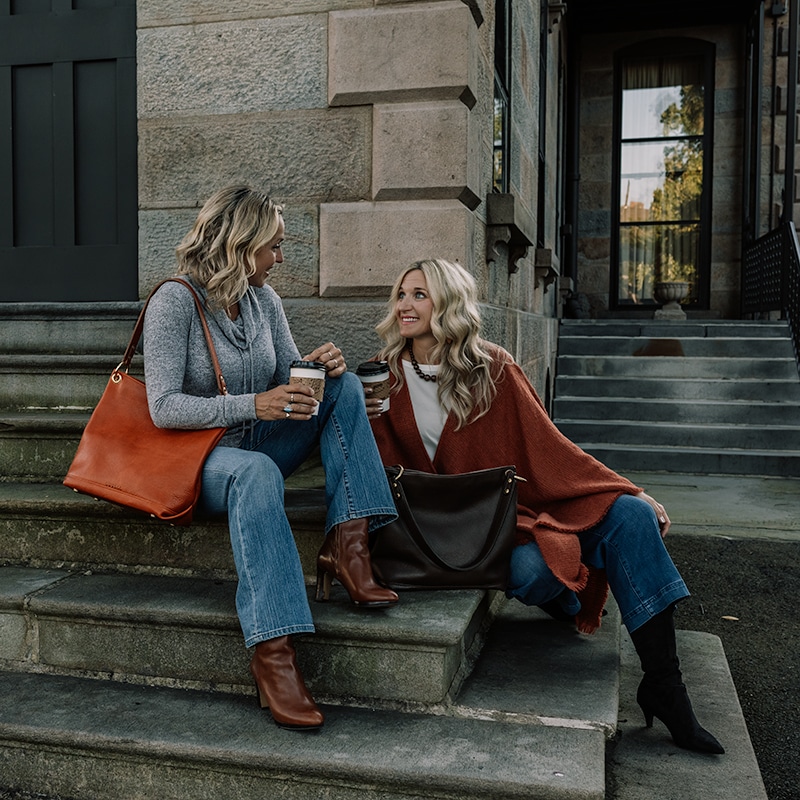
[619, 223, 699, 304]
[493, 92, 507, 193]
[622, 56, 704, 139]
[622, 85, 704, 139]
[621, 139, 702, 222]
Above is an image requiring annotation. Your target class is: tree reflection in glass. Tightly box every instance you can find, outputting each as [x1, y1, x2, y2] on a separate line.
[618, 57, 704, 305]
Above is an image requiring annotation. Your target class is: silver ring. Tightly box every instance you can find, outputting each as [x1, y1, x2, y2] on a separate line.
[285, 411, 290, 419]
[290, 393, 294, 403]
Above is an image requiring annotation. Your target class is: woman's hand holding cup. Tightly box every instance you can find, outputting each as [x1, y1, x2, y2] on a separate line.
[255, 383, 317, 421]
[364, 389, 385, 419]
[303, 342, 346, 378]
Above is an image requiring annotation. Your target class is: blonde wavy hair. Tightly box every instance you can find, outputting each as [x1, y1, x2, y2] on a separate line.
[176, 186, 283, 311]
[376, 259, 497, 429]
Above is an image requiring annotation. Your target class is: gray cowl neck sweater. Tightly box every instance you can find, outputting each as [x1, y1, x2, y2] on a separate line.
[142, 277, 301, 448]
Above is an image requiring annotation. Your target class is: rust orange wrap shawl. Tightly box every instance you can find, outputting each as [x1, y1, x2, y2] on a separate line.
[369, 344, 641, 633]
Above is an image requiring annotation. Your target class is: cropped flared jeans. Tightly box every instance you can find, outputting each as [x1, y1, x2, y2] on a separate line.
[197, 372, 397, 648]
[506, 494, 689, 633]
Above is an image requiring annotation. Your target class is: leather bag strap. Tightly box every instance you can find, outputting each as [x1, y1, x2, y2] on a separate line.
[386, 466, 517, 573]
[117, 278, 228, 396]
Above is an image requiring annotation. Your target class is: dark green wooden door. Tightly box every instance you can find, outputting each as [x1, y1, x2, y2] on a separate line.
[0, 0, 137, 301]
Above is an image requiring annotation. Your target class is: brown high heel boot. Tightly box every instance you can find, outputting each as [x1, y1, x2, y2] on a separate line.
[249, 636, 324, 731]
[315, 518, 399, 607]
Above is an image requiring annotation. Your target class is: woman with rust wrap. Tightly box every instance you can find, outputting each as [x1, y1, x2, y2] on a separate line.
[366, 258, 723, 755]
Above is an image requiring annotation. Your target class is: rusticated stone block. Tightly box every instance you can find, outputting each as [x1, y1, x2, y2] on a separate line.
[329, 2, 478, 108]
[138, 107, 371, 208]
[373, 101, 480, 209]
[137, 0, 366, 29]
[138, 15, 327, 118]
[319, 200, 476, 297]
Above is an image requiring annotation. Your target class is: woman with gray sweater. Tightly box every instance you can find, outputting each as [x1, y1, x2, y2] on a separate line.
[143, 186, 398, 732]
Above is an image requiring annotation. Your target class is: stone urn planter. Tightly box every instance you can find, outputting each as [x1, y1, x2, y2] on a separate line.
[653, 280, 689, 319]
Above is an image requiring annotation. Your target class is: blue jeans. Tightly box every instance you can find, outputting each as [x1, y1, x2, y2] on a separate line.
[506, 494, 689, 633]
[197, 372, 397, 648]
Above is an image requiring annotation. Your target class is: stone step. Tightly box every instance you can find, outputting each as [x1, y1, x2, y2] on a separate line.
[612, 629, 767, 799]
[572, 442, 800, 477]
[0, 605, 764, 800]
[556, 418, 800, 451]
[554, 375, 800, 402]
[0, 669, 605, 800]
[0, 303, 140, 355]
[0, 355, 137, 411]
[558, 335, 795, 359]
[553, 396, 800, 425]
[0, 411, 88, 482]
[0, 599, 622, 800]
[556, 354, 798, 380]
[560, 319, 791, 338]
[0, 566, 494, 707]
[0, 481, 327, 579]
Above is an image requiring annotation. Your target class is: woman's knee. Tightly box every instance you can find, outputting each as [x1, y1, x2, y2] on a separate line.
[235, 450, 282, 483]
[325, 370, 360, 404]
[506, 542, 564, 605]
[605, 494, 660, 535]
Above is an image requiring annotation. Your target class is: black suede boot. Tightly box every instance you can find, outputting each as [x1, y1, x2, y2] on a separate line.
[629, 605, 724, 754]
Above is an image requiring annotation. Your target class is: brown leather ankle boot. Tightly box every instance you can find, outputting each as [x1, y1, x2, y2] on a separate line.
[249, 636, 324, 731]
[315, 518, 399, 607]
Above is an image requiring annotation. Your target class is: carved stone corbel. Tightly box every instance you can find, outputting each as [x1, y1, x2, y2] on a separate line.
[548, 2, 567, 33]
[534, 248, 560, 292]
[486, 193, 535, 274]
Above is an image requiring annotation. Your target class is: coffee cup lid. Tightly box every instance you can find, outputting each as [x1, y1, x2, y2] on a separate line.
[355, 360, 389, 376]
[290, 360, 326, 371]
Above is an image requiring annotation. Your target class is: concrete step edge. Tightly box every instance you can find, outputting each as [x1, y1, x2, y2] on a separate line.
[1, 566, 496, 707]
[556, 421, 800, 434]
[553, 396, 800, 406]
[0, 670, 606, 800]
[570, 442, 800, 456]
[574, 448, 800, 477]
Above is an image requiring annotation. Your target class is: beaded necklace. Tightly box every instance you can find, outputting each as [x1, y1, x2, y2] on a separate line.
[407, 341, 437, 382]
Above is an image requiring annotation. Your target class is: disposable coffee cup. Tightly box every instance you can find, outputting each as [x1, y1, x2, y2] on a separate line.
[289, 360, 326, 416]
[356, 361, 391, 412]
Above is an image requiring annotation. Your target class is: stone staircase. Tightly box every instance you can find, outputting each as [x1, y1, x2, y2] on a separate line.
[0, 305, 766, 799]
[554, 319, 800, 477]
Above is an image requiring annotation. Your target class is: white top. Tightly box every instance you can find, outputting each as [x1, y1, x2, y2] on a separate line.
[401, 359, 446, 461]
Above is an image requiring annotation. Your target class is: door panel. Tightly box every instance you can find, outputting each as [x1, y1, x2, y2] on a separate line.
[0, 0, 137, 302]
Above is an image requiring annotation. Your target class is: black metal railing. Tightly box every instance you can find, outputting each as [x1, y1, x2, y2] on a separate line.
[742, 221, 800, 376]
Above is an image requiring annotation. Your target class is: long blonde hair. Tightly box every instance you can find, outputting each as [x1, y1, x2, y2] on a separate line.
[376, 259, 497, 429]
[176, 186, 283, 310]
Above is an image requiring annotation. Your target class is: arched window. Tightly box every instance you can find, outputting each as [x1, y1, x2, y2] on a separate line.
[611, 39, 715, 309]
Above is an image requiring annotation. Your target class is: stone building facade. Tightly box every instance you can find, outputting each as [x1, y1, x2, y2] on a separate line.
[3, 0, 795, 398]
[136, 0, 562, 397]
